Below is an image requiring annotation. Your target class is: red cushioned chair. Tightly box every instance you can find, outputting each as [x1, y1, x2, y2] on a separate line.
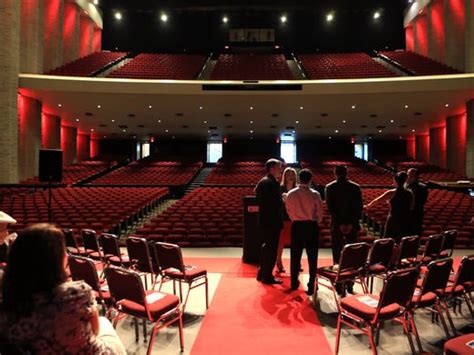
[63, 228, 88, 256]
[417, 233, 444, 264]
[335, 267, 420, 355]
[366, 238, 395, 293]
[99, 233, 130, 267]
[104, 266, 183, 355]
[440, 230, 458, 258]
[447, 254, 474, 324]
[444, 333, 474, 355]
[408, 258, 453, 352]
[154, 242, 208, 313]
[316, 242, 370, 310]
[126, 237, 156, 289]
[68, 255, 110, 314]
[394, 235, 420, 268]
[81, 229, 103, 262]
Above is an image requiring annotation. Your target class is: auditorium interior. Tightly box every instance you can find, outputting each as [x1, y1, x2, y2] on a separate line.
[1, 0, 474, 354]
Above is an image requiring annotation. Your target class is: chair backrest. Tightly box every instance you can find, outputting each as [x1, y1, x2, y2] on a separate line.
[148, 242, 161, 273]
[68, 255, 101, 293]
[82, 229, 100, 252]
[441, 230, 457, 256]
[100, 233, 121, 258]
[154, 242, 185, 274]
[368, 238, 395, 268]
[378, 267, 419, 311]
[423, 234, 444, 258]
[338, 242, 370, 274]
[453, 254, 474, 287]
[418, 258, 453, 298]
[63, 228, 78, 250]
[126, 237, 153, 273]
[104, 266, 145, 307]
[397, 235, 420, 263]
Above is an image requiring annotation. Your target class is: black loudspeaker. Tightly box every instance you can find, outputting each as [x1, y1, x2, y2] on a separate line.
[39, 149, 63, 182]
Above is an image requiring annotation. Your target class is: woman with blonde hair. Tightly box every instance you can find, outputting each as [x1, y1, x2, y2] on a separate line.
[276, 167, 298, 273]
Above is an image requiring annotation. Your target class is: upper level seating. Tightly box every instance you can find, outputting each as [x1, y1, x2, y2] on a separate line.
[363, 188, 473, 248]
[90, 161, 203, 186]
[205, 161, 265, 185]
[22, 160, 113, 185]
[0, 187, 168, 234]
[299, 53, 397, 79]
[210, 54, 293, 80]
[107, 54, 206, 79]
[301, 160, 394, 186]
[393, 161, 467, 181]
[379, 51, 461, 75]
[46, 51, 127, 76]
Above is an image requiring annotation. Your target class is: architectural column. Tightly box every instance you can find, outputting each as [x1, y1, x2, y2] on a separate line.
[429, 126, 447, 168]
[18, 95, 42, 181]
[415, 134, 430, 162]
[407, 136, 416, 159]
[91, 136, 100, 158]
[61, 125, 77, 165]
[77, 132, 91, 161]
[466, 100, 474, 177]
[0, 0, 20, 183]
[41, 113, 61, 149]
[446, 113, 467, 175]
[20, 0, 44, 73]
[63, 1, 80, 64]
[92, 25, 102, 53]
[43, 0, 64, 72]
[80, 15, 93, 57]
[427, 0, 445, 63]
[465, 0, 474, 72]
[405, 24, 414, 51]
[444, 0, 465, 70]
[414, 13, 428, 56]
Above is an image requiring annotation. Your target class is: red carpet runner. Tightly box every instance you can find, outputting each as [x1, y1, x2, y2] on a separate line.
[189, 257, 333, 355]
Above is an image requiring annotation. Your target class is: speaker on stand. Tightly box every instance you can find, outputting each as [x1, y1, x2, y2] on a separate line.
[38, 149, 63, 223]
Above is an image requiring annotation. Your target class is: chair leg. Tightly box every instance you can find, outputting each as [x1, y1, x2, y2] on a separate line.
[401, 315, 416, 355]
[205, 276, 209, 309]
[463, 293, 474, 318]
[435, 302, 451, 338]
[178, 309, 184, 352]
[335, 313, 342, 355]
[408, 312, 423, 354]
[147, 323, 159, 355]
[443, 300, 457, 337]
[179, 280, 183, 302]
[360, 276, 368, 294]
[367, 325, 378, 355]
[134, 317, 139, 343]
[143, 319, 147, 342]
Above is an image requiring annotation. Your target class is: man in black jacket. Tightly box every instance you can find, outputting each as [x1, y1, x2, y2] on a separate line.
[325, 165, 363, 295]
[406, 168, 429, 237]
[255, 159, 284, 284]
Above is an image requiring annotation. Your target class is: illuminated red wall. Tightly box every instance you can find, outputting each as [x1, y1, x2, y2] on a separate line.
[77, 132, 90, 161]
[93, 27, 102, 53]
[63, 2, 80, 62]
[405, 25, 414, 51]
[90, 137, 100, 158]
[407, 136, 416, 159]
[429, 126, 447, 168]
[446, 113, 467, 175]
[41, 113, 61, 149]
[61, 125, 77, 165]
[80, 16, 92, 57]
[415, 14, 428, 56]
[416, 134, 430, 162]
[429, 0, 445, 60]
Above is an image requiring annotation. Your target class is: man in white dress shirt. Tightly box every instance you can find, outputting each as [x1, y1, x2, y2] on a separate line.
[285, 169, 323, 295]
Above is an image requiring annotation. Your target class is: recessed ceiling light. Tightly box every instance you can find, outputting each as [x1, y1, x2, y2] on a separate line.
[378, 130, 382, 133]
[280, 15, 287, 23]
[296, 120, 299, 124]
[133, 135, 136, 138]
[412, 129, 416, 132]
[329, 136, 332, 139]
[250, 130, 254, 134]
[91, 128, 94, 132]
[222, 16, 229, 23]
[165, 129, 169, 132]
[208, 130, 211, 133]
[148, 105, 152, 109]
[97, 105, 101, 109]
[249, 106, 254, 110]
[335, 129, 339, 133]
[103, 135, 107, 138]
[115, 12, 122, 20]
[326, 13, 334, 22]
[299, 106, 304, 110]
[342, 120, 346, 123]
[351, 105, 356, 110]
[204, 120, 207, 124]
[111, 119, 115, 122]
[390, 119, 394, 123]
[250, 120, 254, 124]
[404, 105, 409, 109]
[445, 104, 449, 108]
[199, 106, 203, 110]
[75, 118, 80, 122]
[373, 11, 381, 20]
[122, 129, 126, 132]
[157, 120, 161, 123]
[292, 130, 296, 133]
[160, 13, 168, 22]
[58, 104, 62, 107]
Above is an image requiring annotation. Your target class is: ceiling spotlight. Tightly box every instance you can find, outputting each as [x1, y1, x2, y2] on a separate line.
[203, 120, 207, 124]
[390, 119, 394, 123]
[111, 119, 115, 122]
[445, 104, 449, 108]
[378, 130, 382, 133]
[342, 120, 346, 123]
[208, 130, 211, 133]
[157, 119, 161, 123]
[299, 106, 304, 110]
[404, 105, 409, 109]
[165, 129, 169, 133]
[160, 13, 168, 22]
[249, 106, 254, 110]
[295, 120, 300, 124]
[335, 129, 339, 133]
[75, 118, 80, 122]
[199, 106, 203, 110]
[373, 11, 381, 20]
[224, 45, 229, 49]
[250, 120, 254, 124]
[122, 129, 126, 132]
[115, 12, 122, 21]
[329, 136, 332, 140]
[280, 15, 287, 23]
[250, 130, 254, 134]
[91, 128, 94, 132]
[351, 105, 356, 110]
[148, 105, 152, 109]
[222, 16, 229, 24]
[326, 13, 334, 22]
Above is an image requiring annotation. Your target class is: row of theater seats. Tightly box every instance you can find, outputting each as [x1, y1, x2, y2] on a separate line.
[46, 51, 127, 76]
[22, 160, 113, 185]
[391, 161, 467, 181]
[379, 50, 461, 75]
[1, 187, 168, 234]
[210, 54, 294, 80]
[299, 52, 397, 79]
[204, 161, 265, 185]
[90, 161, 203, 186]
[363, 189, 473, 248]
[107, 54, 207, 79]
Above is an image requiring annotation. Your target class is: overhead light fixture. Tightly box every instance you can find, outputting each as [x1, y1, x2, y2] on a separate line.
[412, 129, 416, 132]
[390, 119, 394, 123]
[404, 105, 409, 109]
[250, 120, 254, 124]
[445, 104, 450, 108]
[58, 104, 62, 107]
[280, 15, 287, 23]
[351, 105, 356, 109]
[115, 12, 122, 21]
[165, 129, 169, 132]
[249, 106, 254, 110]
[295, 120, 300, 124]
[122, 129, 126, 132]
[160, 13, 168, 22]
[224, 45, 229, 49]
[342, 120, 346, 123]
[199, 106, 203, 110]
[157, 119, 161, 123]
[250, 130, 254, 134]
[222, 16, 229, 24]
[148, 105, 152, 109]
[75, 118, 80, 122]
[326, 13, 334, 23]
[335, 129, 339, 133]
[329, 136, 332, 139]
[111, 119, 115, 122]
[373, 11, 381, 20]
[378, 130, 382, 133]
[203, 120, 207, 124]
[97, 105, 101, 109]
[91, 128, 94, 132]
[299, 106, 304, 110]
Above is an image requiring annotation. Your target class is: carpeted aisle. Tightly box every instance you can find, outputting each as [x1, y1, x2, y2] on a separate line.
[190, 258, 333, 355]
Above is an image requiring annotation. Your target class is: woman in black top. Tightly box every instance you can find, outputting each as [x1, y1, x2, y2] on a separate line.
[365, 171, 414, 243]
[276, 168, 297, 273]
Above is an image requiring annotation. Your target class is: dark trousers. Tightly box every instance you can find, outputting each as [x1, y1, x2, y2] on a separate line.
[259, 225, 281, 281]
[412, 212, 424, 237]
[290, 221, 319, 290]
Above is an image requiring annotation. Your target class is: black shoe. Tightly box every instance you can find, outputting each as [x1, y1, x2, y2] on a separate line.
[256, 270, 262, 282]
[346, 285, 354, 294]
[306, 282, 315, 295]
[263, 277, 283, 285]
[291, 280, 300, 290]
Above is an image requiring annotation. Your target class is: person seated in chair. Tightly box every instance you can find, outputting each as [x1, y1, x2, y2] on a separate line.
[0, 223, 126, 354]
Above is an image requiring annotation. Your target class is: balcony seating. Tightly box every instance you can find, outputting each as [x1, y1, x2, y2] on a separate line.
[379, 51, 461, 75]
[46, 51, 127, 76]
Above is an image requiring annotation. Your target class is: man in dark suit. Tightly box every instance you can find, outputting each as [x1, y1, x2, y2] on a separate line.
[325, 165, 363, 295]
[406, 168, 429, 237]
[255, 159, 284, 284]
